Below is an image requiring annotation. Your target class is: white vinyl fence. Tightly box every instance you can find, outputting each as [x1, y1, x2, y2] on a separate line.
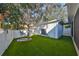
[0, 30, 29, 55]
[63, 26, 71, 36]
[0, 30, 13, 55]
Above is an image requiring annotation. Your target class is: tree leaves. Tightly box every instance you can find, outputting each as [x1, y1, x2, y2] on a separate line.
[0, 3, 67, 29]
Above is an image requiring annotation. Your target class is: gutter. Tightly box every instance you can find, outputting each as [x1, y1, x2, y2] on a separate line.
[37, 19, 60, 26]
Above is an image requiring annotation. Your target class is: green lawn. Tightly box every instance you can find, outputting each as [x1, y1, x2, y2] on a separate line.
[2, 35, 77, 56]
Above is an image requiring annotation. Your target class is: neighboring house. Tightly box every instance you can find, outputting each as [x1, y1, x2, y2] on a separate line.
[46, 21, 63, 38]
[34, 20, 63, 38]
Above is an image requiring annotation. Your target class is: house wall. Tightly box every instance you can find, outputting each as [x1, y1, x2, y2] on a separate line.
[57, 23, 63, 37]
[67, 3, 79, 21]
[74, 8, 79, 49]
[67, 3, 79, 49]
[47, 25, 58, 38]
[47, 22, 63, 38]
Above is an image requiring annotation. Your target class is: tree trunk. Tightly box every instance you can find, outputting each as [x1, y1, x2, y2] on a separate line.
[27, 24, 30, 39]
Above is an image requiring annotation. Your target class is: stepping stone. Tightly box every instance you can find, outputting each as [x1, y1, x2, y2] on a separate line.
[17, 38, 32, 42]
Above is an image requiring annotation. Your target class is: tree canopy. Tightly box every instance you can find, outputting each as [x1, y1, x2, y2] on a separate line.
[0, 3, 67, 29]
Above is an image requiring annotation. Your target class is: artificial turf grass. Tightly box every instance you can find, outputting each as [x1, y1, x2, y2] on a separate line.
[2, 35, 77, 56]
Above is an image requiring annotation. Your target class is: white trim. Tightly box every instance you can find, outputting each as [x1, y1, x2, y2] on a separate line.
[72, 37, 79, 56]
